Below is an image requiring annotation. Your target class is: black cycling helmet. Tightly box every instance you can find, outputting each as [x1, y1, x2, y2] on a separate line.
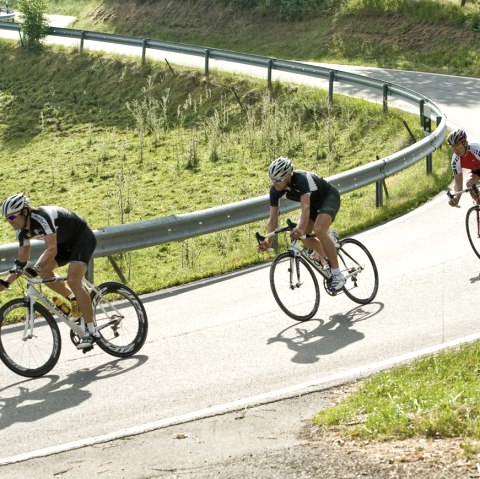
[447, 129, 467, 146]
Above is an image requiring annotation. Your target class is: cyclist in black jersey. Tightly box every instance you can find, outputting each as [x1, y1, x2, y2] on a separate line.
[257, 157, 346, 292]
[0, 193, 99, 349]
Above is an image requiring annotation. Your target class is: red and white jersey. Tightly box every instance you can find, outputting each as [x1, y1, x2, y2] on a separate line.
[451, 142, 480, 175]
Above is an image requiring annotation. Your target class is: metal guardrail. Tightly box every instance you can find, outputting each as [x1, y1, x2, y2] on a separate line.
[0, 22, 448, 268]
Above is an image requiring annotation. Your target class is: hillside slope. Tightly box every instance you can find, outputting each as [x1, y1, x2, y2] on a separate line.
[63, 0, 480, 77]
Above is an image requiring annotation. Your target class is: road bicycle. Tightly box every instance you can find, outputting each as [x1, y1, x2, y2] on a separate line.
[256, 220, 379, 321]
[447, 184, 480, 259]
[0, 274, 148, 378]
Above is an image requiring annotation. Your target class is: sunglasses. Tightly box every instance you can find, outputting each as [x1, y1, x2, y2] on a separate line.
[6, 214, 17, 221]
[270, 177, 284, 184]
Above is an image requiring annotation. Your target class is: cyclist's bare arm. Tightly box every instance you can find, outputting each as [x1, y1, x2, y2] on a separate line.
[449, 173, 464, 206]
[291, 193, 311, 239]
[1, 245, 32, 288]
[32, 233, 58, 272]
[258, 206, 280, 251]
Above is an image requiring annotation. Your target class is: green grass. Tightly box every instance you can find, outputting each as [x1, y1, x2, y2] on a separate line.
[34, 0, 480, 78]
[0, 41, 451, 298]
[313, 342, 480, 458]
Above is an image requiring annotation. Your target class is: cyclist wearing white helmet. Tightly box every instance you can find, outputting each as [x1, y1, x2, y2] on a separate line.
[0, 193, 100, 349]
[259, 156, 346, 292]
[447, 129, 480, 206]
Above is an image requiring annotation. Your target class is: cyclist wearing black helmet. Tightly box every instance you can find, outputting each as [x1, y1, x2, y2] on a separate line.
[258, 156, 346, 292]
[0, 193, 99, 349]
[447, 129, 480, 206]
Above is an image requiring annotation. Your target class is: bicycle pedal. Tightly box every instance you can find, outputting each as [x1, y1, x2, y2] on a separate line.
[82, 345, 94, 354]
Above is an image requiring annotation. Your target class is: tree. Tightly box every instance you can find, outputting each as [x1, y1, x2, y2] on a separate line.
[18, 0, 49, 51]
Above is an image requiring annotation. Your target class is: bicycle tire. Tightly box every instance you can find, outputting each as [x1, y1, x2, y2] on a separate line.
[270, 251, 320, 321]
[466, 206, 480, 259]
[337, 238, 379, 304]
[92, 282, 148, 358]
[0, 299, 61, 378]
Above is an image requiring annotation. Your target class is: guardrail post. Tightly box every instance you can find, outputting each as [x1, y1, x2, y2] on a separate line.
[80, 31, 85, 53]
[142, 39, 147, 64]
[86, 259, 94, 282]
[328, 71, 335, 103]
[376, 180, 383, 207]
[267, 59, 273, 89]
[420, 100, 433, 174]
[383, 84, 389, 114]
[205, 48, 210, 76]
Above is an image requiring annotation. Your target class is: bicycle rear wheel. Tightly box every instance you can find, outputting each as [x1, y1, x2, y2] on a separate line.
[337, 238, 379, 304]
[466, 206, 480, 259]
[92, 282, 148, 358]
[270, 252, 320, 321]
[0, 299, 61, 378]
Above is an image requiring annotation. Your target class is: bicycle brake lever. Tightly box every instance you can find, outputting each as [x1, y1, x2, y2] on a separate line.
[286, 219, 297, 229]
[255, 232, 265, 243]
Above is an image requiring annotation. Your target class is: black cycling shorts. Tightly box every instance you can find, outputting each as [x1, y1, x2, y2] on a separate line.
[55, 226, 97, 268]
[310, 186, 341, 222]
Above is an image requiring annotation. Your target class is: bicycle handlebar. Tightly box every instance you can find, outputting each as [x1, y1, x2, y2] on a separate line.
[255, 219, 317, 251]
[446, 184, 479, 199]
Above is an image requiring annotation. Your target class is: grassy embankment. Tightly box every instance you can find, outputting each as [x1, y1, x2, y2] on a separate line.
[46, 0, 480, 77]
[0, 41, 449, 297]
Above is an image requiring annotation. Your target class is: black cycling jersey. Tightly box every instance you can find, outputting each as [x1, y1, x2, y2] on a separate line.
[269, 170, 332, 206]
[17, 206, 88, 247]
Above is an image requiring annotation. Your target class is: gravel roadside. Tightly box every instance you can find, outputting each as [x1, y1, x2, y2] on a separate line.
[1, 381, 478, 479]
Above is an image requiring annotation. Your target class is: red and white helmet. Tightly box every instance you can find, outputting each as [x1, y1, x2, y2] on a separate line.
[447, 129, 467, 146]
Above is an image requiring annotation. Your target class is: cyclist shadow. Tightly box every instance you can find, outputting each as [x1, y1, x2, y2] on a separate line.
[0, 355, 148, 431]
[267, 302, 383, 364]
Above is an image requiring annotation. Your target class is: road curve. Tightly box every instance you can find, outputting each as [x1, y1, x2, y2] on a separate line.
[1, 20, 480, 465]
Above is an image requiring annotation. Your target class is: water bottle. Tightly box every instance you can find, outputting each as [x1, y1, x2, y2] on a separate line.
[52, 296, 71, 315]
[70, 298, 81, 318]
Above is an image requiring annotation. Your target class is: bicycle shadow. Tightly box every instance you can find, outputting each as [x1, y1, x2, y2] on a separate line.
[469, 273, 480, 284]
[267, 302, 383, 364]
[0, 355, 148, 431]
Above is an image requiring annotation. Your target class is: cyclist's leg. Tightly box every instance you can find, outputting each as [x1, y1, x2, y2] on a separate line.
[313, 214, 338, 268]
[313, 187, 341, 269]
[67, 262, 93, 323]
[66, 227, 97, 326]
[40, 256, 73, 298]
[301, 218, 328, 265]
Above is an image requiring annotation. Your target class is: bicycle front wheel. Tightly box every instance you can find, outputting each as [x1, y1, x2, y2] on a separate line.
[0, 299, 61, 378]
[466, 206, 480, 259]
[270, 252, 320, 321]
[92, 282, 148, 358]
[337, 238, 379, 304]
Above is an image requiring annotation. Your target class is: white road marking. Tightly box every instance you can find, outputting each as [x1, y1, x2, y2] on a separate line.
[2, 330, 480, 466]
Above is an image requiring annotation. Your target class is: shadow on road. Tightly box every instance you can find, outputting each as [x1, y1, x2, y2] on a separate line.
[0, 355, 148, 431]
[267, 302, 384, 364]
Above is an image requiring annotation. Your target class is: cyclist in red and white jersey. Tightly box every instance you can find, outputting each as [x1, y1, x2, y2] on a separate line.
[447, 129, 480, 206]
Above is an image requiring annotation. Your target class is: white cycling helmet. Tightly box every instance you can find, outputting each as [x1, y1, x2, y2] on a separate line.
[2, 193, 30, 217]
[268, 156, 293, 182]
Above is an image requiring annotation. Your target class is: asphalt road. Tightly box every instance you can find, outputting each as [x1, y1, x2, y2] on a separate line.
[1, 17, 480, 469]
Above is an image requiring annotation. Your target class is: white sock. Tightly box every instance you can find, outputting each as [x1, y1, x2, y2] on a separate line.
[332, 268, 340, 276]
[87, 322, 96, 334]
